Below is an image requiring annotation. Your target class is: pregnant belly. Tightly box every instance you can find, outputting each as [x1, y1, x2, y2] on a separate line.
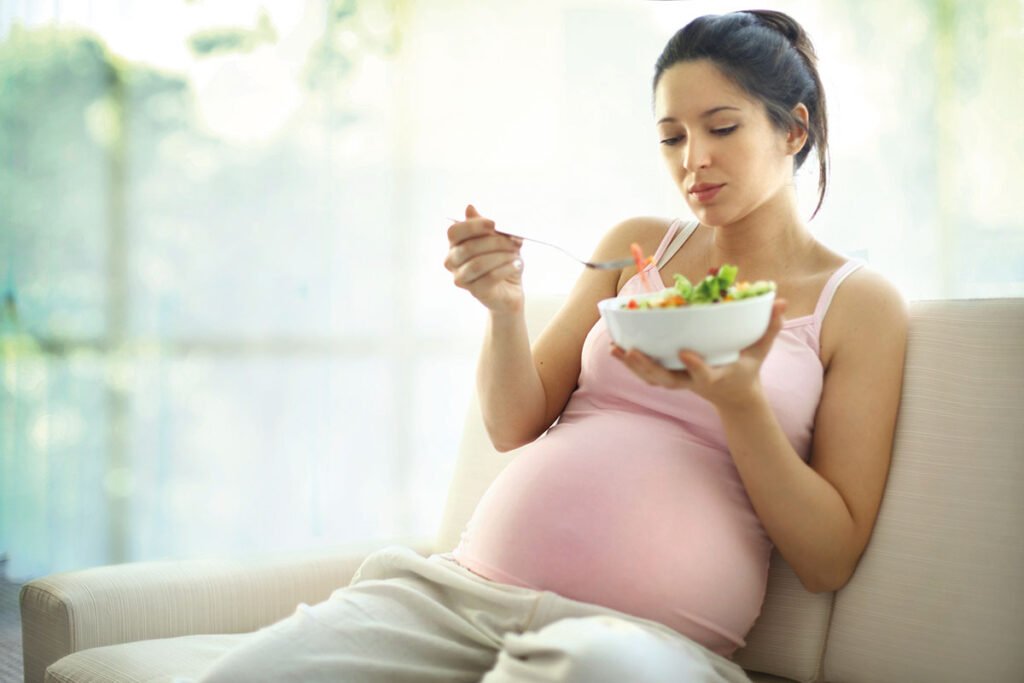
[453, 410, 772, 655]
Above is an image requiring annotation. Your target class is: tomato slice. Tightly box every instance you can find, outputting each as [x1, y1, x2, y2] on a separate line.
[630, 243, 646, 272]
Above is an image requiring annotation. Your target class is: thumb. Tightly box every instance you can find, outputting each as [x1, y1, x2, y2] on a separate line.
[746, 298, 787, 360]
[465, 204, 480, 219]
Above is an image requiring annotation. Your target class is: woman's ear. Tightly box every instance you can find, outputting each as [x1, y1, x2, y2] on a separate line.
[787, 103, 810, 155]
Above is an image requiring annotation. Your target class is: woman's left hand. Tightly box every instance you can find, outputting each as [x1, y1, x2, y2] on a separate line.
[611, 299, 788, 410]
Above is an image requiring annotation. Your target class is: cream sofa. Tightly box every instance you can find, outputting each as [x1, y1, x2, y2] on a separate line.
[20, 298, 1024, 683]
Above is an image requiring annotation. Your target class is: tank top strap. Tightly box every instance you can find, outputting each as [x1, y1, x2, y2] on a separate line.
[812, 258, 866, 333]
[654, 218, 700, 268]
[648, 218, 683, 265]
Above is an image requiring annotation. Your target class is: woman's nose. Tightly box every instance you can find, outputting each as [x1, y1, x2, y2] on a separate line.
[682, 139, 710, 172]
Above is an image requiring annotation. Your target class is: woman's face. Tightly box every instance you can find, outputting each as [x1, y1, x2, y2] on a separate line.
[653, 59, 801, 227]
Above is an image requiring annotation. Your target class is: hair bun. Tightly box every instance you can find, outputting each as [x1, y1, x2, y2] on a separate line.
[746, 9, 816, 62]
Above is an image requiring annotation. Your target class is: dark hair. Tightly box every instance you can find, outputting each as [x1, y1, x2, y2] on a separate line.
[653, 10, 829, 218]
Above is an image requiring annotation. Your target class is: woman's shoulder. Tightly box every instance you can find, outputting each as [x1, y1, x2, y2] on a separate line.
[807, 243, 900, 308]
[820, 260, 908, 367]
[834, 263, 906, 316]
[595, 215, 677, 254]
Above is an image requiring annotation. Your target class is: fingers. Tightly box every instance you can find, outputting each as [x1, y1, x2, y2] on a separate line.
[447, 217, 496, 246]
[446, 205, 520, 270]
[769, 298, 787, 327]
[445, 205, 527, 309]
[677, 350, 712, 382]
[444, 233, 521, 273]
[611, 344, 691, 389]
[451, 251, 523, 289]
[447, 205, 497, 246]
[744, 298, 788, 359]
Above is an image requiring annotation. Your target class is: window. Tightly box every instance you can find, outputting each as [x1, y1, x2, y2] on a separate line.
[2, 0, 1021, 580]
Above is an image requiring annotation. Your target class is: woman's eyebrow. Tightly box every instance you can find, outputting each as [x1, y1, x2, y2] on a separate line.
[657, 106, 742, 125]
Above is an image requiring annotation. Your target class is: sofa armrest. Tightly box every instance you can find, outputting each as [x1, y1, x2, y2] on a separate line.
[20, 540, 435, 683]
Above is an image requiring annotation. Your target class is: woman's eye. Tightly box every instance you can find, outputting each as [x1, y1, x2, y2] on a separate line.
[712, 125, 738, 136]
[660, 136, 684, 146]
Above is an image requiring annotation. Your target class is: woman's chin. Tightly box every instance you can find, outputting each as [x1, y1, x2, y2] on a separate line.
[685, 202, 731, 226]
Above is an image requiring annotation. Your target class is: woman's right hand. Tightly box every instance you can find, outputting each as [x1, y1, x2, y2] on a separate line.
[445, 204, 525, 313]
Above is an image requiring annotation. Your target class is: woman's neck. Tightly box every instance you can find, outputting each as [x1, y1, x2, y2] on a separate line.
[703, 188, 815, 277]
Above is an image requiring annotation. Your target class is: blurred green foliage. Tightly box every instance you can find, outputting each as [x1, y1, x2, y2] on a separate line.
[0, 26, 194, 338]
[0, 1, 407, 340]
[333, 0, 359, 22]
[305, 0, 403, 93]
[188, 8, 278, 57]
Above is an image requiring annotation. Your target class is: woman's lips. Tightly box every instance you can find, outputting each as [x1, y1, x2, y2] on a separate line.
[689, 183, 724, 203]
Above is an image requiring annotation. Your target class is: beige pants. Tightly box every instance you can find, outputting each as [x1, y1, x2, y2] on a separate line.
[197, 545, 751, 683]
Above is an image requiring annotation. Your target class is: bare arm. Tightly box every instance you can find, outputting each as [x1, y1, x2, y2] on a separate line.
[474, 306, 546, 451]
[716, 271, 907, 591]
[447, 207, 666, 451]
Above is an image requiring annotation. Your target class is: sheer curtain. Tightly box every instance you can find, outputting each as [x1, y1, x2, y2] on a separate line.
[2, 0, 1022, 581]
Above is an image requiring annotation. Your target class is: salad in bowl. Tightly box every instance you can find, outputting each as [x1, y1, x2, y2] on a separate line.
[621, 264, 776, 309]
[598, 264, 777, 369]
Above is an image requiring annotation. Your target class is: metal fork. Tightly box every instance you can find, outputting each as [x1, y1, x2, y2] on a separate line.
[447, 218, 635, 270]
[502, 233, 637, 270]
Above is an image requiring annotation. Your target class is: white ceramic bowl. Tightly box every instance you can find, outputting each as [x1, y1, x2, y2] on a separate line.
[597, 289, 776, 369]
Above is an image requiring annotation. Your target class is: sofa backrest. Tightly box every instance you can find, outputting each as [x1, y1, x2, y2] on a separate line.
[819, 298, 1024, 682]
[436, 296, 563, 554]
[436, 297, 1024, 683]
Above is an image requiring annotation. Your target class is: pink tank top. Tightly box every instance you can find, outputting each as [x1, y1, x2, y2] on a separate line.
[454, 219, 863, 656]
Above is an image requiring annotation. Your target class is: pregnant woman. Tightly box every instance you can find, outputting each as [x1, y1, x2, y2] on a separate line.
[198, 9, 906, 682]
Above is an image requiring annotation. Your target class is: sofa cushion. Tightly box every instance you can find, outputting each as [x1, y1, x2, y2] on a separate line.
[44, 633, 246, 683]
[20, 548, 374, 683]
[822, 298, 1024, 682]
[747, 674, 803, 683]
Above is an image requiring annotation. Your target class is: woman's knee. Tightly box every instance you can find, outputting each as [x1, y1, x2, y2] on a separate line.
[493, 616, 725, 683]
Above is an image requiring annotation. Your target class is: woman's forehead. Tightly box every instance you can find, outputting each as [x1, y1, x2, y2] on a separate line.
[654, 60, 753, 120]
